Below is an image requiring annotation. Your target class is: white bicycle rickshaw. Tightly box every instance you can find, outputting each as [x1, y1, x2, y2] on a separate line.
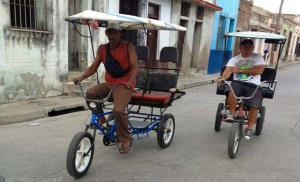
[215, 31, 286, 158]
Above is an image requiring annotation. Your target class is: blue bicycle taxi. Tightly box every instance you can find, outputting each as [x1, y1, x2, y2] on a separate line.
[65, 10, 187, 178]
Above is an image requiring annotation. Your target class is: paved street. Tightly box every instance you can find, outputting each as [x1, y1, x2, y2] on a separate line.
[1, 64, 300, 182]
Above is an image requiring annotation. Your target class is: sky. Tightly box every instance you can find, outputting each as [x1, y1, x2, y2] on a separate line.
[252, 0, 300, 14]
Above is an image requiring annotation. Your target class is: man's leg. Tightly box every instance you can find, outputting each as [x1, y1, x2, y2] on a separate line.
[112, 86, 133, 146]
[86, 83, 110, 124]
[244, 84, 263, 139]
[248, 107, 258, 129]
[227, 91, 237, 115]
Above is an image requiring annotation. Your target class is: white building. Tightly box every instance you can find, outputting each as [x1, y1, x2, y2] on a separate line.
[0, 0, 220, 104]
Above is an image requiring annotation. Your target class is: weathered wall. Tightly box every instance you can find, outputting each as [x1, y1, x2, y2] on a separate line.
[0, 1, 68, 104]
[197, 9, 215, 72]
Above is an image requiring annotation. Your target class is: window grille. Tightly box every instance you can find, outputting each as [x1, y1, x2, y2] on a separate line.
[216, 16, 226, 50]
[9, 0, 51, 33]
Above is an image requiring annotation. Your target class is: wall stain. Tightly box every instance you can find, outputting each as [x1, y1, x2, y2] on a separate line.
[0, 77, 5, 86]
[20, 72, 45, 98]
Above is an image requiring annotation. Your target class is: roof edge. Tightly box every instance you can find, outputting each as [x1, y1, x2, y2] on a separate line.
[194, 0, 222, 11]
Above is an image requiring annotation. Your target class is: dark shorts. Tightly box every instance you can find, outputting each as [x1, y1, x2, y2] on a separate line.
[225, 80, 263, 108]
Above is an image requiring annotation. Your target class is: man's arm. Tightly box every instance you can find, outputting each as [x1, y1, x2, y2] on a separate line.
[229, 65, 265, 75]
[125, 42, 138, 87]
[73, 46, 102, 83]
[217, 66, 232, 83]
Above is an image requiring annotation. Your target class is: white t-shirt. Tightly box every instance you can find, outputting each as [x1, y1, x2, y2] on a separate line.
[226, 53, 265, 85]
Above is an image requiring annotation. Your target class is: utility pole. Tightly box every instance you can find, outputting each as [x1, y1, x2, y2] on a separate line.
[270, 0, 284, 66]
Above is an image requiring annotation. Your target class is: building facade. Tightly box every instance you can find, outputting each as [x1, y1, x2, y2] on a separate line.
[0, 0, 221, 104]
[0, 0, 69, 104]
[207, 0, 240, 74]
[233, 0, 252, 56]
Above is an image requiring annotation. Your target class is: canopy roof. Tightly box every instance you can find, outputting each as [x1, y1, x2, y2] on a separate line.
[224, 31, 286, 40]
[65, 10, 187, 31]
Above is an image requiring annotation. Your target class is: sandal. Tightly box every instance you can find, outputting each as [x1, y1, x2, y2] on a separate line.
[119, 138, 133, 154]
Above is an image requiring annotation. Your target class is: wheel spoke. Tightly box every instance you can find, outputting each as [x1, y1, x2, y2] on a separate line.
[234, 130, 239, 152]
[163, 119, 173, 143]
[75, 138, 92, 172]
[75, 153, 84, 169]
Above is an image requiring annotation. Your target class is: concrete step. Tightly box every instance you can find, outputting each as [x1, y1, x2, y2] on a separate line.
[68, 71, 82, 82]
[63, 80, 93, 97]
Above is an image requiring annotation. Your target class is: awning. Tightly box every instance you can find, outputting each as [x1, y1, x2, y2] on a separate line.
[194, 0, 222, 11]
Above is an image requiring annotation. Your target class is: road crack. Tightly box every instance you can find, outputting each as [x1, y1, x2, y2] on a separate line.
[291, 119, 300, 141]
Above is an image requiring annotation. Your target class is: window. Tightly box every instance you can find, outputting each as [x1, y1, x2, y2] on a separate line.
[10, 0, 50, 32]
[196, 6, 204, 20]
[216, 16, 226, 50]
[180, 1, 190, 17]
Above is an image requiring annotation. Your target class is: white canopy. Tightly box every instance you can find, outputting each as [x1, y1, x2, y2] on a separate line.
[65, 10, 187, 31]
[224, 31, 286, 40]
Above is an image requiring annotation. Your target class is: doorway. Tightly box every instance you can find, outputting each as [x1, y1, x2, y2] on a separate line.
[68, 0, 82, 71]
[147, 3, 159, 68]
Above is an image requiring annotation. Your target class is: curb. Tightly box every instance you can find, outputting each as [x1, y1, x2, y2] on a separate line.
[0, 97, 87, 125]
[177, 78, 216, 90]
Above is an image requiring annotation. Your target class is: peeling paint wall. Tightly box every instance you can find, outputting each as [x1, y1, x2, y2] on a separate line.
[170, 0, 217, 76]
[0, 1, 68, 104]
[197, 9, 215, 71]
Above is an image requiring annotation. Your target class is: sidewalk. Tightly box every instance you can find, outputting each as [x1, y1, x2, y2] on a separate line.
[0, 60, 298, 125]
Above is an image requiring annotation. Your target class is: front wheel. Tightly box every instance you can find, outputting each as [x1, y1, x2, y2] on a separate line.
[157, 114, 175, 148]
[66, 131, 94, 178]
[215, 103, 224, 131]
[228, 122, 241, 159]
[255, 106, 266, 136]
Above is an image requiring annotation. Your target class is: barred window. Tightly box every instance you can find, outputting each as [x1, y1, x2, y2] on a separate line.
[10, 0, 49, 32]
[216, 16, 226, 50]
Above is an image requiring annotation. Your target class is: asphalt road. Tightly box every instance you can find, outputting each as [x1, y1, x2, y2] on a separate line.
[1, 64, 300, 182]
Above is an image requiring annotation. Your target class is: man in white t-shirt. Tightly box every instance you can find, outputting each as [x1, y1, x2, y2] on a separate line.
[217, 39, 265, 139]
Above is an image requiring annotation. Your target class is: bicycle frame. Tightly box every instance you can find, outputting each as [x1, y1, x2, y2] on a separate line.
[223, 80, 266, 131]
[78, 81, 166, 141]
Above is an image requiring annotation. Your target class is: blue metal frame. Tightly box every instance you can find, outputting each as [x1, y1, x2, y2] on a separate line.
[88, 108, 163, 142]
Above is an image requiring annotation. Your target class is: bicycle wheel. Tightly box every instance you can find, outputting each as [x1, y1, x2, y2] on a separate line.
[215, 103, 224, 131]
[255, 106, 266, 136]
[157, 114, 175, 148]
[66, 131, 94, 178]
[228, 122, 241, 159]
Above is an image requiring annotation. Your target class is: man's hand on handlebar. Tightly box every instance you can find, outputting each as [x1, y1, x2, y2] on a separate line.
[217, 77, 225, 84]
[73, 78, 82, 85]
[123, 82, 133, 90]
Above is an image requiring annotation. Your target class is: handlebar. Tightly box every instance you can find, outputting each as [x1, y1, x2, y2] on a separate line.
[77, 82, 127, 103]
[223, 80, 268, 101]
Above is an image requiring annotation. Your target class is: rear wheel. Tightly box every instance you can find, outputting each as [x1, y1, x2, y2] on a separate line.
[66, 131, 94, 178]
[255, 106, 266, 136]
[157, 114, 175, 148]
[228, 122, 241, 159]
[215, 103, 224, 131]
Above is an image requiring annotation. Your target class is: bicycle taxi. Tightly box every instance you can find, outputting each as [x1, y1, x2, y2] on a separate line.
[64, 10, 187, 178]
[214, 31, 286, 158]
